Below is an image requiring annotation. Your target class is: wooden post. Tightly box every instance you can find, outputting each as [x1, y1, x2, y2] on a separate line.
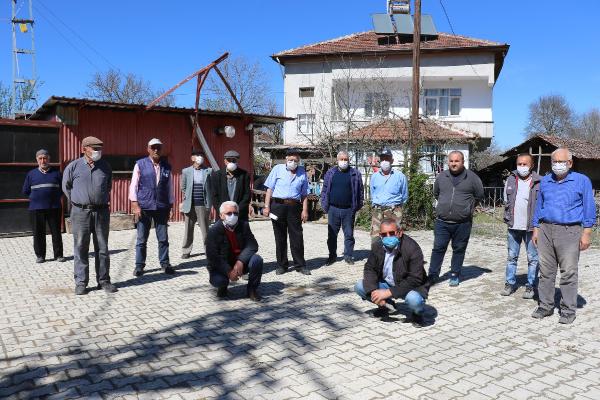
[410, 0, 422, 171]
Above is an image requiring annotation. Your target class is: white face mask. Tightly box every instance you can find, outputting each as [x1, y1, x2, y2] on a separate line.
[90, 150, 102, 162]
[338, 161, 349, 170]
[226, 162, 237, 172]
[380, 160, 391, 172]
[224, 213, 238, 227]
[552, 162, 569, 176]
[286, 160, 298, 171]
[516, 166, 530, 178]
[194, 156, 204, 165]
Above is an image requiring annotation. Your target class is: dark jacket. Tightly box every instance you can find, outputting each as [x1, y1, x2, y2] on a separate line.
[503, 170, 541, 231]
[210, 168, 251, 220]
[363, 234, 429, 300]
[434, 168, 484, 222]
[206, 220, 258, 276]
[321, 166, 364, 213]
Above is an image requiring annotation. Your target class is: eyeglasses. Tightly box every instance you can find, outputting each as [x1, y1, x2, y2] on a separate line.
[379, 231, 397, 237]
[224, 211, 239, 216]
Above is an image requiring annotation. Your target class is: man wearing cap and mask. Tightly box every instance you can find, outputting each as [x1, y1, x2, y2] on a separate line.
[62, 136, 116, 295]
[500, 153, 541, 299]
[531, 147, 596, 324]
[210, 150, 251, 221]
[129, 138, 175, 277]
[206, 201, 263, 301]
[369, 148, 408, 239]
[262, 148, 310, 275]
[354, 218, 429, 326]
[22, 149, 65, 263]
[321, 150, 364, 265]
[180, 150, 213, 259]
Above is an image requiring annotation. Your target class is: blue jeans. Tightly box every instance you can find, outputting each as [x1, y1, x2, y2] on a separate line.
[327, 206, 355, 258]
[505, 229, 539, 287]
[354, 280, 425, 315]
[428, 219, 472, 279]
[136, 209, 170, 267]
[209, 254, 263, 292]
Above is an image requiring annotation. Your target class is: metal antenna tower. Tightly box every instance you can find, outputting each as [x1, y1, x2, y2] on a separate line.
[11, 0, 37, 117]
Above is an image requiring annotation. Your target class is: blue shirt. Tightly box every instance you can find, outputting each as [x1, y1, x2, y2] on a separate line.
[532, 171, 596, 228]
[22, 168, 63, 210]
[383, 247, 396, 286]
[264, 164, 309, 201]
[370, 169, 408, 207]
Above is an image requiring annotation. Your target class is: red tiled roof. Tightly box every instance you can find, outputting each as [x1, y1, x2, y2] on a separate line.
[503, 134, 600, 160]
[341, 119, 477, 143]
[273, 31, 507, 59]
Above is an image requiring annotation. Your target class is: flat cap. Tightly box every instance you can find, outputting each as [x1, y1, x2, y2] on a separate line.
[378, 147, 393, 157]
[81, 136, 103, 147]
[36, 149, 49, 157]
[224, 150, 240, 158]
[286, 148, 300, 156]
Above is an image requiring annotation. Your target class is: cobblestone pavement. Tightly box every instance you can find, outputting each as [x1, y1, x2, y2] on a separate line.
[1, 220, 600, 400]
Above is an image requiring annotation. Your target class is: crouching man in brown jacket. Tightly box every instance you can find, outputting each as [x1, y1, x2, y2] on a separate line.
[354, 218, 429, 325]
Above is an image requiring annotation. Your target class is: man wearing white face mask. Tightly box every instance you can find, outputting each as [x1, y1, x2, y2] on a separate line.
[531, 148, 596, 324]
[500, 153, 541, 298]
[180, 150, 213, 259]
[206, 201, 263, 301]
[62, 136, 116, 295]
[321, 150, 364, 265]
[369, 148, 408, 239]
[210, 150, 250, 221]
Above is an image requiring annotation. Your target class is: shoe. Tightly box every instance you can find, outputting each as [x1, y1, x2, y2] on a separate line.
[36, 257, 45, 264]
[181, 254, 190, 259]
[56, 256, 67, 263]
[427, 275, 438, 287]
[100, 282, 118, 293]
[558, 313, 576, 324]
[344, 257, 355, 265]
[216, 287, 228, 298]
[296, 267, 311, 275]
[324, 256, 336, 266]
[522, 285, 535, 299]
[531, 307, 553, 319]
[247, 290, 262, 302]
[275, 267, 287, 275]
[162, 264, 175, 275]
[133, 266, 144, 277]
[500, 283, 514, 296]
[449, 276, 460, 287]
[75, 285, 87, 295]
[373, 306, 389, 318]
[408, 312, 425, 327]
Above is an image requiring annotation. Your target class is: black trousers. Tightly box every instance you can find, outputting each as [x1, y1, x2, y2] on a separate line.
[270, 202, 305, 268]
[30, 208, 63, 259]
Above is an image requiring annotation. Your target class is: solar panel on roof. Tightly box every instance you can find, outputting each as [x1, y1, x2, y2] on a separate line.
[372, 13, 395, 34]
[392, 14, 413, 35]
[421, 15, 438, 36]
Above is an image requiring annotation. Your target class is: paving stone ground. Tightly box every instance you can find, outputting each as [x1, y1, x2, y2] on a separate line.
[0, 220, 599, 400]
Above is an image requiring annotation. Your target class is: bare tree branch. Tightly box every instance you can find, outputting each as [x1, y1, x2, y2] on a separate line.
[525, 94, 574, 138]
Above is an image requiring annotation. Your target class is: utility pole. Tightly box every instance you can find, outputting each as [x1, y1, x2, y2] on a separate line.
[409, 0, 422, 171]
[11, 0, 38, 118]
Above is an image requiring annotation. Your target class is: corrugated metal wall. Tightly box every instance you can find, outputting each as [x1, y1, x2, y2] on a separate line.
[59, 106, 252, 222]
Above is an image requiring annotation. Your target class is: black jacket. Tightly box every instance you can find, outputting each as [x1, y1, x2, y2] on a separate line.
[363, 234, 429, 299]
[210, 168, 251, 220]
[434, 169, 484, 222]
[206, 220, 258, 276]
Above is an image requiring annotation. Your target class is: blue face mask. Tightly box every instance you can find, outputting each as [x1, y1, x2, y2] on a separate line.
[382, 236, 400, 250]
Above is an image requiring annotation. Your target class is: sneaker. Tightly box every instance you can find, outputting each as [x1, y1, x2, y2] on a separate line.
[133, 266, 144, 277]
[531, 307, 553, 319]
[500, 283, 514, 296]
[275, 266, 287, 275]
[522, 285, 535, 299]
[296, 267, 311, 275]
[56, 256, 67, 263]
[36, 257, 45, 264]
[162, 264, 175, 275]
[558, 313, 576, 324]
[75, 285, 87, 295]
[216, 287, 228, 299]
[344, 257, 355, 265]
[449, 276, 460, 287]
[324, 256, 336, 266]
[100, 282, 118, 293]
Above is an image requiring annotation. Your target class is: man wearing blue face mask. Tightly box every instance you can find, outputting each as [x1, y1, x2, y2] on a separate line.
[531, 148, 596, 324]
[206, 201, 263, 301]
[354, 218, 429, 326]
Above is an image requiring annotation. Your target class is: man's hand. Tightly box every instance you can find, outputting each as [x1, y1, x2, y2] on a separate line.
[169, 208, 174, 219]
[581, 229, 592, 251]
[132, 202, 142, 219]
[371, 289, 392, 305]
[233, 260, 244, 277]
[532, 227, 539, 247]
[228, 268, 239, 281]
[301, 209, 309, 223]
[209, 207, 216, 222]
[262, 206, 270, 217]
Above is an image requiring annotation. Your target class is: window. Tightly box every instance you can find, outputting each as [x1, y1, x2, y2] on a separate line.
[299, 87, 315, 97]
[365, 93, 390, 118]
[297, 114, 315, 134]
[424, 88, 461, 117]
[419, 145, 446, 174]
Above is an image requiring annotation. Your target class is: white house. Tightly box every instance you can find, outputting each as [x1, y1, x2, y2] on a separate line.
[271, 30, 509, 170]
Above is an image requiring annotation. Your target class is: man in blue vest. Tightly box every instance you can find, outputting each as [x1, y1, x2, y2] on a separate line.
[129, 138, 175, 277]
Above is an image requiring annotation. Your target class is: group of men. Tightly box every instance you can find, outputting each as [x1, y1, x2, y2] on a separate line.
[23, 138, 595, 324]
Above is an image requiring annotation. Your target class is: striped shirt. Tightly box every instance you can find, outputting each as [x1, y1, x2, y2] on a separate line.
[192, 168, 206, 206]
[22, 167, 63, 210]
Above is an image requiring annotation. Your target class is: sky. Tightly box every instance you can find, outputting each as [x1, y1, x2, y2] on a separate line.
[1, 0, 599, 149]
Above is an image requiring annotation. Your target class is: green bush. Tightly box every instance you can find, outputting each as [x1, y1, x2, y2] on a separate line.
[355, 203, 373, 231]
[403, 171, 435, 229]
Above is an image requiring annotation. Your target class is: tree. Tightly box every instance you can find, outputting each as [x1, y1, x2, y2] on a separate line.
[83, 69, 174, 106]
[525, 94, 574, 138]
[470, 140, 505, 171]
[573, 108, 600, 144]
[0, 80, 40, 118]
[0, 81, 11, 118]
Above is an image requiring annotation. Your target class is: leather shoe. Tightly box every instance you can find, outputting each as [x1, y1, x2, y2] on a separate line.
[324, 256, 336, 266]
[101, 282, 118, 293]
[296, 267, 311, 275]
[247, 290, 262, 302]
[162, 264, 175, 275]
[373, 306, 389, 318]
[216, 287, 228, 298]
[133, 266, 144, 277]
[344, 257, 355, 265]
[275, 266, 287, 275]
[75, 285, 87, 295]
[56, 256, 67, 263]
[36, 257, 45, 264]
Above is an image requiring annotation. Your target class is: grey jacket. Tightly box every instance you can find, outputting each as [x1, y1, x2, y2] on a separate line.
[180, 166, 212, 214]
[503, 170, 541, 231]
[434, 168, 484, 222]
